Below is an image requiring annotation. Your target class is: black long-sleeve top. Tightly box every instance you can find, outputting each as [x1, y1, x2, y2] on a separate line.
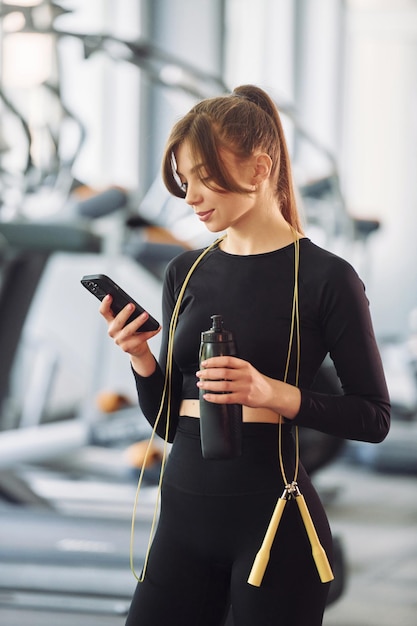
[133, 238, 390, 444]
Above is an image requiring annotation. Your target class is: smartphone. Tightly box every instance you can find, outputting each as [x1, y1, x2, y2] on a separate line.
[81, 273, 160, 332]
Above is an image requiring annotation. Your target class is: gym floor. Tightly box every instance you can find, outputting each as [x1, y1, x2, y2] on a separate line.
[321, 444, 417, 625]
[1, 431, 416, 626]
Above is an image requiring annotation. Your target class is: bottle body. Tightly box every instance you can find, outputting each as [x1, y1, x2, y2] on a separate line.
[199, 315, 242, 460]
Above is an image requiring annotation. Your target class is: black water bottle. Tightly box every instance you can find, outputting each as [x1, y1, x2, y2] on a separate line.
[199, 314, 242, 459]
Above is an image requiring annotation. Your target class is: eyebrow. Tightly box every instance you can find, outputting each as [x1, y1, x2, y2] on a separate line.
[176, 163, 206, 178]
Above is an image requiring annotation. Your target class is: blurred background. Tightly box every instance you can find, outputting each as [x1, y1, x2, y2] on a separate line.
[0, 1, 416, 625]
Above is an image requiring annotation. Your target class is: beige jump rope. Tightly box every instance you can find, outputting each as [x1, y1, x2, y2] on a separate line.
[130, 228, 334, 586]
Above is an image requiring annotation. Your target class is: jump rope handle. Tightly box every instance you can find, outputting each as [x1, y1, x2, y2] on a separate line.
[247, 485, 334, 587]
[247, 490, 287, 587]
[295, 492, 334, 583]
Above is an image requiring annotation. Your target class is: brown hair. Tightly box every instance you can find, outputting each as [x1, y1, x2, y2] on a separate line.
[162, 84, 303, 232]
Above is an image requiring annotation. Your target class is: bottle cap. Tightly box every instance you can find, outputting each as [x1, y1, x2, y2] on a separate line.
[201, 314, 234, 343]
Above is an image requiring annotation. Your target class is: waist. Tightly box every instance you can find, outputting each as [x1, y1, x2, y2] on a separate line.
[179, 399, 284, 423]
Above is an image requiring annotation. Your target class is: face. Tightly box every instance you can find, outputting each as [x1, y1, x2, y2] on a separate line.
[175, 140, 258, 233]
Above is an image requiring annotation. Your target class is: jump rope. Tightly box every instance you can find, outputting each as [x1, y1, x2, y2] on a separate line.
[129, 227, 334, 586]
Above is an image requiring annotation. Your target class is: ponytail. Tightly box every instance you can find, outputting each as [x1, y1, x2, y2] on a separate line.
[232, 85, 302, 233]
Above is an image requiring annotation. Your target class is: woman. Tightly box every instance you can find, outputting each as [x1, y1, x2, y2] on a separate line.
[100, 85, 390, 625]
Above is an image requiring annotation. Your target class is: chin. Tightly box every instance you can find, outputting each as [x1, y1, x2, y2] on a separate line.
[205, 223, 225, 234]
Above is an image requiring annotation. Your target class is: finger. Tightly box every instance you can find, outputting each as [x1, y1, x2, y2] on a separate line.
[99, 294, 114, 320]
[107, 304, 140, 339]
[200, 391, 238, 404]
[110, 312, 160, 342]
[112, 322, 161, 354]
[196, 367, 238, 381]
[98, 295, 138, 327]
[115, 302, 140, 328]
[100, 296, 141, 329]
[108, 303, 144, 335]
[197, 378, 234, 393]
[199, 355, 241, 369]
[123, 313, 161, 337]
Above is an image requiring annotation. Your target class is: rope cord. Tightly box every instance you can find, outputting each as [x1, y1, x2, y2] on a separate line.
[247, 229, 334, 587]
[278, 228, 300, 486]
[129, 228, 301, 581]
[130, 235, 226, 581]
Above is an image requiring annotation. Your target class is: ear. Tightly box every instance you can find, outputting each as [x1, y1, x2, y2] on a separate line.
[252, 152, 273, 185]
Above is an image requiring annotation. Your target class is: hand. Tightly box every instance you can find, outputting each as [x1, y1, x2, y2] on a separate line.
[99, 294, 161, 360]
[196, 356, 301, 418]
[196, 356, 272, 409]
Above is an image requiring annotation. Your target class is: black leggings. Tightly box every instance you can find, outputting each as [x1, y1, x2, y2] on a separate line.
[126, 417, 333, 626]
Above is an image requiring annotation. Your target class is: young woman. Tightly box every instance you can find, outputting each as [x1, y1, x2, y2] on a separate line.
[99, 85, 390, 626]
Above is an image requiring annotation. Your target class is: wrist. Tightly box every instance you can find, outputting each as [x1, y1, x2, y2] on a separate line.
[267, 379, 301, 419]
[130, 350, 157, 377]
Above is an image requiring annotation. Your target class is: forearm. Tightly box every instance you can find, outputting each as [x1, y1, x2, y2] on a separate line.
[292, 389, 390, 443]
[130, 348, 158, 377]
[131, 363, 179, 442]
[254, 372, 389, 444]
[263, 377, 302, 419]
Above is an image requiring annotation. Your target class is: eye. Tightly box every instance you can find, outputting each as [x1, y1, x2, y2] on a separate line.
[180, 181, 188, 193]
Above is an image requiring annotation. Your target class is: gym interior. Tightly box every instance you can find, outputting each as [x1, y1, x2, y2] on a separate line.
[1, 1, 417, 624]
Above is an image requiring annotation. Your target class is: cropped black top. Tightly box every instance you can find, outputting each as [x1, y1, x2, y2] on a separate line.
[133, 238, 390, 443]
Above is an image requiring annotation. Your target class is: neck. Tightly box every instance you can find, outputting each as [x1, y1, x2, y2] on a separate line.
[220, 217, 299, 256]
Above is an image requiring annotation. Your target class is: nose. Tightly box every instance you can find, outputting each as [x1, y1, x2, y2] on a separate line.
[184, 181, 203, 207]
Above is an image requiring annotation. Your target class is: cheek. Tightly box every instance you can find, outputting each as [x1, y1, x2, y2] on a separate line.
[228, 197, 254, 216]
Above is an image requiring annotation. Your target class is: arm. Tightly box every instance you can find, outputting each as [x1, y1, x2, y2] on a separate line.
[197, 260, 390, 443]
[98, 269, 182, 441]
[293, 262, 390, 442]
[131, 264, 183, 442]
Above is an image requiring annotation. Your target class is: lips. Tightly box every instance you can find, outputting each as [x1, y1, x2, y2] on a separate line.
[196, 210, 215, 222]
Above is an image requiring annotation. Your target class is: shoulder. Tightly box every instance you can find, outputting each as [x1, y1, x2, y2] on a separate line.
[164, 243, 219, 292]
[166, 247, 208, 279]
[299, 239, 368, 313]
[300, 238, 361, 283]
[167, 247, 207, 272]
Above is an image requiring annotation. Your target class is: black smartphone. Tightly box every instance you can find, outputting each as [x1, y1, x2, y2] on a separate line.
[81, 273, 160, 332]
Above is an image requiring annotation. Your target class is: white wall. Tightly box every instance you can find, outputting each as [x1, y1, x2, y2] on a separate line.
[342, 1, 417, 337]
[225, 0, 417, 338]
[57, 0, 143, 189]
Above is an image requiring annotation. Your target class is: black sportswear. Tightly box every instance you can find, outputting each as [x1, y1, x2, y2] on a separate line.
[126, 238, 390, 626]
[133, 238, 390, 443]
